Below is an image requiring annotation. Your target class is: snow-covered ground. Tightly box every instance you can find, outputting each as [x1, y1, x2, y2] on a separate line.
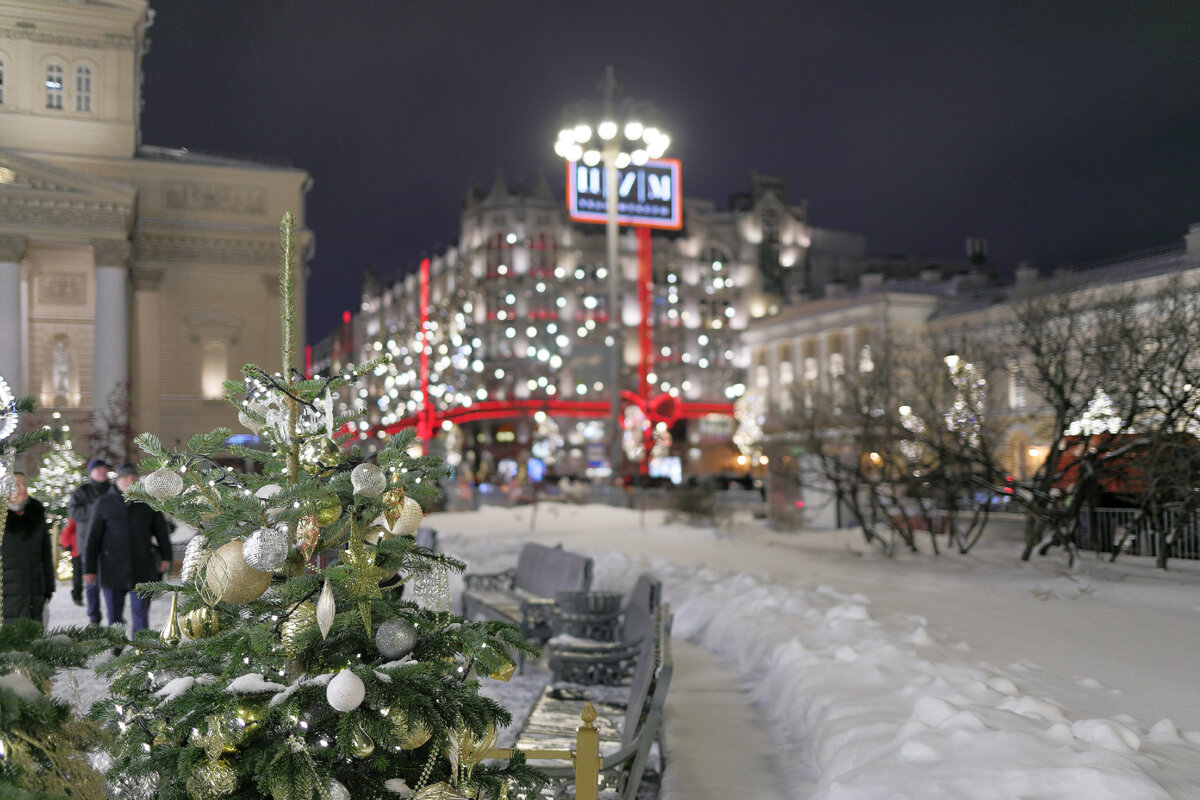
[51, 502, 1200, 799]
[430, 502, 1200, 800]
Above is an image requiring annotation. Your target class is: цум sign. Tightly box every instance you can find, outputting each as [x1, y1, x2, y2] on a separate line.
[566, 158, 682, 230]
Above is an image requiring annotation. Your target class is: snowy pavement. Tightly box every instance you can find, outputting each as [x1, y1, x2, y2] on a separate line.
[49, 503, 1200, 799]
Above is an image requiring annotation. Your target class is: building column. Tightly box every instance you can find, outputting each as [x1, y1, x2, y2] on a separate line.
[91, 240, 131, 421]
[0, 236, 28, 393]
[131, 268, 165, 438]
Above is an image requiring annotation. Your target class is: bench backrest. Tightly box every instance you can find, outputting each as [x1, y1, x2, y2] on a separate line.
[619, 573, 661, 646]
[620, 604, 671, 752]
[513, 542, 593, 598]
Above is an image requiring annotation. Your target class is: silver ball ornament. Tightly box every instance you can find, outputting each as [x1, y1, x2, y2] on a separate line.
[351, 461, 387, 497]
[376, 618, 418, 660]
[328, 781, 350, 800]
[242, 525, 290, 571]
[143, 467, 184, 502]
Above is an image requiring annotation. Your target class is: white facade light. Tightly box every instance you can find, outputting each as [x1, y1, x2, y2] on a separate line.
[598, 120, 618, 140]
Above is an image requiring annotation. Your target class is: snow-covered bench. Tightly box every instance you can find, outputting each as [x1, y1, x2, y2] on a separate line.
[546, 573, 662, 685]
[488, 605, 673, 800]
[462, 543, 593, 647]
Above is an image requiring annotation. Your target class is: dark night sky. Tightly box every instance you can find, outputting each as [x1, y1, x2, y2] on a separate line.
[138, 1, 1200, 343]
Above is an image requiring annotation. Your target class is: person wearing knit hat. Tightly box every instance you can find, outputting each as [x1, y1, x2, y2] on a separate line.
[67, 457, 112, 622]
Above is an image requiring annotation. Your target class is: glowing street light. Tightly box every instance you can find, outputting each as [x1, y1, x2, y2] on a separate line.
[554, 66, 669, 476]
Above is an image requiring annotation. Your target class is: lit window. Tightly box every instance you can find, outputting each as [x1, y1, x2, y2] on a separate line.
[46, 65, 63, 109]
[201, 341, 228, 399]
[75, 66, 92, 111]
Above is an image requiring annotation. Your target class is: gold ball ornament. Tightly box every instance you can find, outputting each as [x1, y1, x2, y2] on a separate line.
[281, 601, 318, 658]
[205, 540, 272, 605]
[313, 493, 343, 527]
[299, 435, 341, 474]
[185, 758, 238, 800]
[181, 606, 222, 639]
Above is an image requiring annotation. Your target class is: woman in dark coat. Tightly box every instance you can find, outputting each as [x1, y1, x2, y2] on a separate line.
[3, 472, 54, 625]
[83, 464, 172, 634]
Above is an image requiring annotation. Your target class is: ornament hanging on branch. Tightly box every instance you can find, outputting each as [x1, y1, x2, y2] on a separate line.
[375, 617, 418, 659]
[205, 540, 272, 605]
[281, 601, 317, 658]
[316, 579, 336, 640]
[351, 461, 387, 497]
[242, 525, 290, 572]
[299, 435, 341, 475]
[181, 535, 209, 584]
[143, 466, 184, 502]
[326, 668, 365, 712]
[185, 757, 237, 800]
[293, 516, 321, 562]
[181, 606, 221, 639]
[395, 495, 424, 537]
[348, 721, 375, 758]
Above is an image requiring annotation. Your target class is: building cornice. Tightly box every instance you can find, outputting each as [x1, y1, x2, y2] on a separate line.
[134, 233, 280, 266]
[0, 25, 137, 51]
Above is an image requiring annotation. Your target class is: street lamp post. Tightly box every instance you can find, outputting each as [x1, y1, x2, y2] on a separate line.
[555, 66, 669, 479]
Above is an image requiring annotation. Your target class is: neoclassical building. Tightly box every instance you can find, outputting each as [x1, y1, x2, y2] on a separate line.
[0, 0, 311, 457]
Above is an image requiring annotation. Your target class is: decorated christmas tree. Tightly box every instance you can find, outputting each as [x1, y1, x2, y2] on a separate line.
[30, 433, 84, 528]
[0, 380, 124, 800]
[91, 214, 540, 800]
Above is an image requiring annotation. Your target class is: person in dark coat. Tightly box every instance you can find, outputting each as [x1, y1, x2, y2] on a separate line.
[83, 464, 172, 634]
[3, 472, 54, 625]
[68, 457, 111, 622]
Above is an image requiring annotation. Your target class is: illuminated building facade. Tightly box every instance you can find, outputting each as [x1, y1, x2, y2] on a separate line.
[332, 172, 951, 482]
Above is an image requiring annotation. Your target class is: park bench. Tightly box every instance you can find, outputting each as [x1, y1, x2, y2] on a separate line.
[462, 542, 594, 646]
[546, 572, 662, 685]
[487, 604, 673, 800]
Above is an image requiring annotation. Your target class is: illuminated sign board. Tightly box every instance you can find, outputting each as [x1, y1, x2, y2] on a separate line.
[566, 158, 682, 230]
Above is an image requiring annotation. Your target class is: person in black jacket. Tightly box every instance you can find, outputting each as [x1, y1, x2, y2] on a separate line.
[83, 464, 172, 634]
[68, 457, 111, 623]
[3, 472, 54, 625]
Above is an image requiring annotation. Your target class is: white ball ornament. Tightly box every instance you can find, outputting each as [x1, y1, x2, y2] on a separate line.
[396, 496, 424, 537]
[143, 467, 184, 502]
[255, 484, 285, 520]
[326, 668, 365, 712]
[241, 525, 290, 571]
[351, 461, 387, 497]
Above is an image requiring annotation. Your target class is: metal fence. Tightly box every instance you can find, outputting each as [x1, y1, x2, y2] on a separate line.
[1076, 507, 1200, 561]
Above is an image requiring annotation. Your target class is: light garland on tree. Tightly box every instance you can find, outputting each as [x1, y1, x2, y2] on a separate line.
[1066, 388, 1122, 436]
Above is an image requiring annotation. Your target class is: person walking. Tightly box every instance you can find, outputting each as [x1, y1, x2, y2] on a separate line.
[83, 464, 172, 635]
[3, 473, 55, 625]
[68, 457, 111, 624]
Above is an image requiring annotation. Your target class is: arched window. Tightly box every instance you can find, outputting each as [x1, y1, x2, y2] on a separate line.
[201, 340, 228, 399]
[74, 65, 92, 112]
[0, 58, 6, 105]
[46, 64, 64, 109]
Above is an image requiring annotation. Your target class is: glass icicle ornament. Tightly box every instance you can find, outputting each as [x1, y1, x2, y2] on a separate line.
[143, 466, 184, 502]
[316, 579, 336, 640]
[242, 524, 290, 572]
[351, 460, 387, 497]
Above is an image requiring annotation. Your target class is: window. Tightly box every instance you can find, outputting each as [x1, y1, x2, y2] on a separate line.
[75, 66, 91, 112]
[0, 59, 5, 104]
[46, 64, 63, 109]
[201, 341, 228, 399]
